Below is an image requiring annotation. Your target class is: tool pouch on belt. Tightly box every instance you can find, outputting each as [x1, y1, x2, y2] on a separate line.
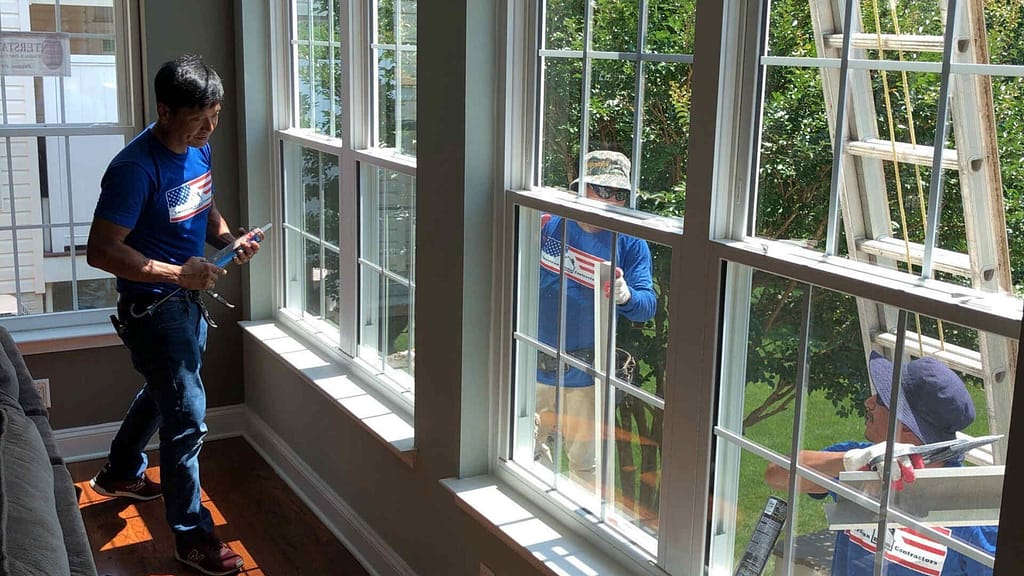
[538, 348, 636, 384]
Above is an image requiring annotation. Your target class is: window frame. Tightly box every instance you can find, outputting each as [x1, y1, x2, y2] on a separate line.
[497, 0, 1024, 575]
[271, 0, 418, 414]
[0, 0, 143, 337]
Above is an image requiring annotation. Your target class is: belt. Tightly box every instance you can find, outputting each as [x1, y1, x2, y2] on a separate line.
[537, 348, 635, 382]
[122, 289, 220, 328]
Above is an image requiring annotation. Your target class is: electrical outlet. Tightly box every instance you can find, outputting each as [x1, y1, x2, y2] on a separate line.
[33, 378, 50, 408]
[479, 563, 495, 576]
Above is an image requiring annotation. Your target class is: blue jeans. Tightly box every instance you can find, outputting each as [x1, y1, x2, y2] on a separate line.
[109, 292, 214, 540]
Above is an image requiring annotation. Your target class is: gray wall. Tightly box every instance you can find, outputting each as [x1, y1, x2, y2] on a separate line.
[27, 0, 245, 429]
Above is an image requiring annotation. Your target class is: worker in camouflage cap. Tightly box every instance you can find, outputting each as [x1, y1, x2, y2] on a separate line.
[569, 150, 632, 202]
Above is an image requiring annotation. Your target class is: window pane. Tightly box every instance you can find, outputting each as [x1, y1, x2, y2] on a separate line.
[539, 57, 583, 190]
[646, 0, 694, 55]
[591, 0, 638, 54]
[512, 205, 664, 554]
[544, 0, 584, 52]
[637, 62, 689, 217]
[711, 265, 1009, 574]
[292, 0, 341, 136]
[398, 48, 416, 155]
[373, 0, 416, 154]
[358, 164, 415, 392]
[1, 1, 122, 126]
[376, 48, 396, 149]
[587, 59, 635, 159]
[282, 141, 341, 325]
[755, 0, 1023, 314]
[536, 1, 694, 219]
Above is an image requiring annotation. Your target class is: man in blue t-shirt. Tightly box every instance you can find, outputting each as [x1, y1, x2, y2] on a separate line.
[534, 150, 657, 486]
[765, 352, 997, 576]
[85, 54, 260, 576]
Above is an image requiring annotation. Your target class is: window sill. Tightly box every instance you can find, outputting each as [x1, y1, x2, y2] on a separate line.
[9, 320, 122, 355]
[442, 472, 659, 576]
[240, 320, 416, 466]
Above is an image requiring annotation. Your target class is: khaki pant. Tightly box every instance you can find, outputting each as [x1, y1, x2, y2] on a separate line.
[535, 383, 597, 483]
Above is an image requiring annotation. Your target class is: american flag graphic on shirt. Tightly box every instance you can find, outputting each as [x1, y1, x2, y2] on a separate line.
[540, 233, 603, 289]
[847, 527, 950, 576]
[165, 171, 213, 222]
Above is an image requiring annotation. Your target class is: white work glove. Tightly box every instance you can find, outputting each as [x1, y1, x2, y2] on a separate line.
[843, 442, 925, 491]
[603, 267, 631, 305]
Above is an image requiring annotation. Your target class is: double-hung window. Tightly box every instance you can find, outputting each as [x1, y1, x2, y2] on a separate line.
[0, 0, 140, 330]
[500, 0, 1023, 574]
[276, 0, 417, 400]
[708, 0, 1022, 574]
[501, 0, 694, 572]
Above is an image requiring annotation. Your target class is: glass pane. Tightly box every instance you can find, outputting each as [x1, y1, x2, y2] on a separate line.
[359, 163, 416, 386]
[322, 152, 339, 246]
[587, 59, 635, 160]
[591, 0, 638, 54]
[610, 389, 663, 548]
[324, 247, 340, 328]
[305, 238, 321, 318]
[330, 44, 343, 139]
[712, 264, 1010, 574]
[313, 44, 332, 135]
[49, 277, 116, 313]
[539, 57, 583, 190]
[42, 135, 123, 233]
[303, 149, 322, 237]
[376, 48, 397, 149]
[513, 205, 662, 552]
[297, 42, 313, 130]
[311, 0, 330, 42]
[637, 62, 689, 218]
[646, 0, 694, 55]
[296, 0, 311, 42]
[544, 0, 584, 52]
[376, 0, 394, 44]
[986, 4, 1024, 66]
[398, 0, 416, 46]
[398, 48, 416, 155]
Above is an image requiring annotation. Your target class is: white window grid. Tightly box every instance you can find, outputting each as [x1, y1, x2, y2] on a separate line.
[274, 0, 416, 406]
[0, 0, 141, 329]
[500, 1, 1024, 575]
[536, 0, 693, 209]
[370, 0, 416, 154]
[707, 0, 1024, 573]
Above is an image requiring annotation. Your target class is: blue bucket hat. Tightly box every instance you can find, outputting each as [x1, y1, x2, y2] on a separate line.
[868, 351, 975, 444]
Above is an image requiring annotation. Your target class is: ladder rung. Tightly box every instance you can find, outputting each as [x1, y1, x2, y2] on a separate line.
[823, 33, 945, 53]
[856, 237, 971, 277]
[873, 332, 984, 378]
[846, 138, 958, 170]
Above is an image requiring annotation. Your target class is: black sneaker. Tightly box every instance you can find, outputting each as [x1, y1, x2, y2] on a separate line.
[89, 463, 162, 501]
[175, 536, 244, 575]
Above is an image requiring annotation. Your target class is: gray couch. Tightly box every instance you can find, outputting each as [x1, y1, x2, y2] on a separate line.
[0, 325, 97, 576]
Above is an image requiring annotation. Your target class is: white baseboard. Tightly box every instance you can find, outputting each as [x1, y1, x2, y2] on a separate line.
[54, 404, 417, 576]
[242, 410, 418, 576]
[55, 404, 248, 463]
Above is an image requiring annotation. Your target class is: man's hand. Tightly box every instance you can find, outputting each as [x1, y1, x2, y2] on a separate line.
[603, 267, 631, 305]
[843, 442, 926, 491]
[230, 227, 262, 265]
[179, 256, 226, 291]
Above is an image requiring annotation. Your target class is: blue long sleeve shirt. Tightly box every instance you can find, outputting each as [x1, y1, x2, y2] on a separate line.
[536, 216, 656, 387]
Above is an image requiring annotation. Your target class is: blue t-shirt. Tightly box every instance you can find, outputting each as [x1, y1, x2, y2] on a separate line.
[537, 216, 656, 387]
[94, 126, 214, 297]
[818, 442, 997, 576]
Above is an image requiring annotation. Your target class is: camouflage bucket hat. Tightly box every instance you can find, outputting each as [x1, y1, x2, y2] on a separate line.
[570, 150, 631, 192]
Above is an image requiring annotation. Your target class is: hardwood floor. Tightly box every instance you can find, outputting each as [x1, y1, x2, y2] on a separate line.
[69, 437, 371, 576]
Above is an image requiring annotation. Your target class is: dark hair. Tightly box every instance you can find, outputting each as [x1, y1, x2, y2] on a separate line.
[154, 54, 223, 111]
